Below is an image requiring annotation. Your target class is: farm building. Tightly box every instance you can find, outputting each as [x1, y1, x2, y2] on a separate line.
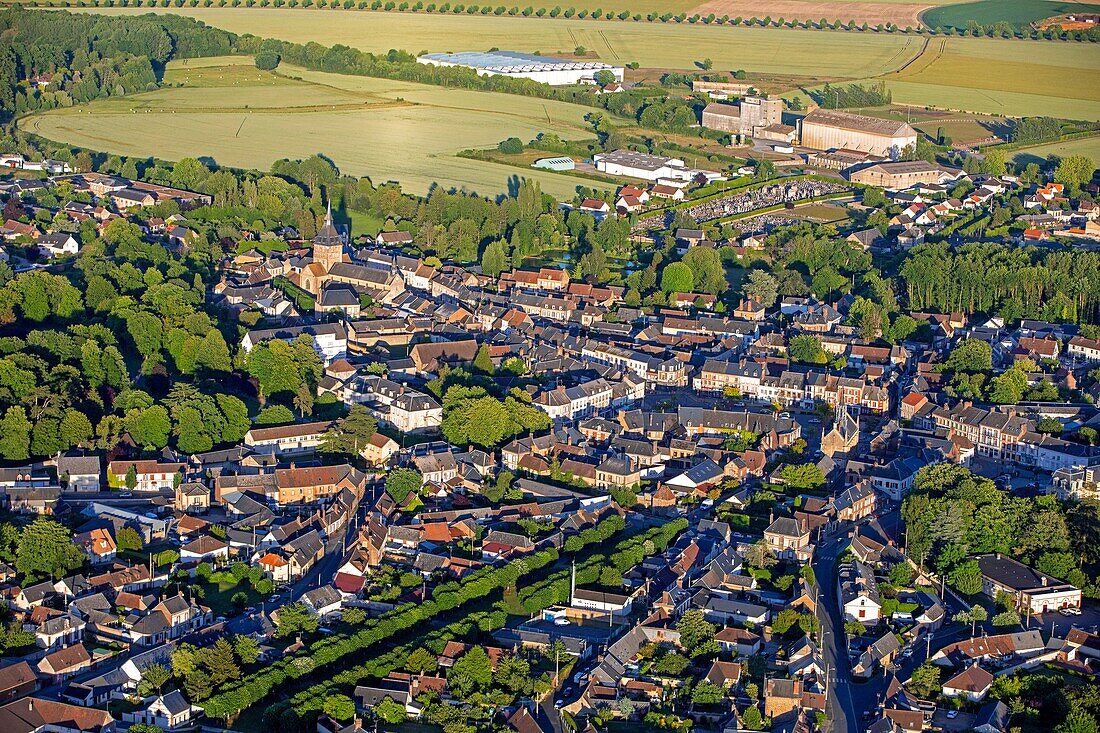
[847, 161, 965, 189]
[594, 150, 685, 180]
[701, 96, 784, 136]
[800, 109, 917, 159]
[416, 50, 623, 86]
[532, 157, 575, 172]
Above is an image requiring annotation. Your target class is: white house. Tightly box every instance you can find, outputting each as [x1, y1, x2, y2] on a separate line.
[839, 561, 881, 623]
[37, 232, 79, 258]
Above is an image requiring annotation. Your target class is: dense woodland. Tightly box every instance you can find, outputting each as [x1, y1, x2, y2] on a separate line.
[0, 9, 235, 118]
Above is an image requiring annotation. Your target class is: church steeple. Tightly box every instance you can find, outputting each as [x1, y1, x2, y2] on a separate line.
[312, 201, 343, 274]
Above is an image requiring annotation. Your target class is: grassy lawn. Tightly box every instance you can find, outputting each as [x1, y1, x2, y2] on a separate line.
[1010, 134, 1100, 165]
[201, 579, 266, 616]
[789, 202, 849, 223]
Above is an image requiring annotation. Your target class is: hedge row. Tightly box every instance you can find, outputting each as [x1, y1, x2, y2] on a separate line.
[200, 513, 627, 718]
[518, 517, 688, 612]
[278, 517, 688, 725]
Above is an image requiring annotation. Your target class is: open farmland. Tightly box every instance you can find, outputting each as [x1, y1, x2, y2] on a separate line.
[921, 0, 1100, 30]
[69, 8, 1100, 121]
[1009, 134, 1100, 165]
[70, 8, 923, 77]
[801, 36, 1100, 118]
[19, 59, 612, 198]
[687, 0, 941, 27]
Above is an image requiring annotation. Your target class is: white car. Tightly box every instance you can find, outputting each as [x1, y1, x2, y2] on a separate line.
[1060, 607, 1082, 616]
[946, 710, 958, 719]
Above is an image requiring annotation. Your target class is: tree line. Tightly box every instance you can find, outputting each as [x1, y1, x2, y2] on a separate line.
[17, 1, 1100, 42]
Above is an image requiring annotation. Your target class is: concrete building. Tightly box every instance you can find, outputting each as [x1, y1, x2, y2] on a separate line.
[701, 97, 783, 136]
[848, 160, 964, 189]
[417, 50, 623, 86]
[800, 108, 917, 158]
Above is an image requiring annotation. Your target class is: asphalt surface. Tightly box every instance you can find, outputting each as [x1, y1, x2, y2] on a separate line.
[812, 530, 859, 733]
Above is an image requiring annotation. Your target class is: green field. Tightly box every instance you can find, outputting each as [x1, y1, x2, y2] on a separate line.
[800, 36, 1100, 118]
[1009, 134, 1100, 164]
[921, 0, 1100, 29]
[21, 59, 613, 197]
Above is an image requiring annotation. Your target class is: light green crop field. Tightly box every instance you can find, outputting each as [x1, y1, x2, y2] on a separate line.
[69, 8, 923, 76]
[1009, 135, 1100, 164]
[802, 36, 1100, 118]
[20, 60, 612, 198]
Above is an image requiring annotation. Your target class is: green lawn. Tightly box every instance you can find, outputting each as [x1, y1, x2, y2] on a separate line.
[201, 579, 266, 616]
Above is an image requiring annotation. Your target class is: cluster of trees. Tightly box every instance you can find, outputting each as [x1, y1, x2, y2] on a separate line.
[988, 670, 1100, 733]
[902, 464, 1099, 598]
[168, 635, 258, 701]
[0, 9, 234, 119]
[900, 242, 1100, 324]
[0, 516, 85, 582]
[812, 80, 892, 109]
[516, 518, 686, 613]
[937, 340, 1063, 405]
[201, 512, 648, 718]
[432, 370, 550, 449]
[1011, 117, 1065, 144]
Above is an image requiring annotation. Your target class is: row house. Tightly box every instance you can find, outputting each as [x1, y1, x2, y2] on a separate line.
[510, 291, 577, 322]
[106, 460, 184, 492]
[342, 375, 442, 434]
[693, 360, 888, 413]
[930, 402, 1030, 463]
[576, 339, 688, 387]
[1067, 335, 1100, 363]
[243, 420, 335, 457]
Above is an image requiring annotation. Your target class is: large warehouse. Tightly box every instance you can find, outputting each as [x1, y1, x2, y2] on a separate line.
[416, 50, 624, 86]
[800, 109, 917, 159]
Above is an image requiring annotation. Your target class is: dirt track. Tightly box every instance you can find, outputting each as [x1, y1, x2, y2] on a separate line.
[687, 0, 928, 27]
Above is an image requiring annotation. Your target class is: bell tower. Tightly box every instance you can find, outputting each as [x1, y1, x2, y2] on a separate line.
[312, 203, 343, 274]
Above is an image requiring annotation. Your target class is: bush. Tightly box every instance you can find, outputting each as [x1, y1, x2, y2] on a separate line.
[497, 137, 524, 154]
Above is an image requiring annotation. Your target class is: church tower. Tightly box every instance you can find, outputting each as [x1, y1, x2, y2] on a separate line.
[312, 203, 343, 274]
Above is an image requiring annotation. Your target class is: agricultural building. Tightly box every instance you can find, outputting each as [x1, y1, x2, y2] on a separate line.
[532, 157, 575, 171]
[800, 109, 917, 158]
[847, 160, 964, 189]
[416, 50, 623, 86]
[701, 96, 784, 136]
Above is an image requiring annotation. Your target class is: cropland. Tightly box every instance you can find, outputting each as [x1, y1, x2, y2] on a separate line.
[68, 8, 1100, 121]
[1009, 134, 1100, 165]
[20, 58, 612, 198]
[921, 0, 1100, 30]
[9, 0, 965, 25]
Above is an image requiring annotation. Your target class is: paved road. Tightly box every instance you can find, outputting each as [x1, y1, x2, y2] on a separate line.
[812, 530, 859, 733]
[289, 481, 381, 603]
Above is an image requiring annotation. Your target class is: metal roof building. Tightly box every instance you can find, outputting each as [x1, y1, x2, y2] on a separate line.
[417, 50, 624, 86]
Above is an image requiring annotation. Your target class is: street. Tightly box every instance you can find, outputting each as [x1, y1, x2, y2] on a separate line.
[812, 531, 859, 733]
